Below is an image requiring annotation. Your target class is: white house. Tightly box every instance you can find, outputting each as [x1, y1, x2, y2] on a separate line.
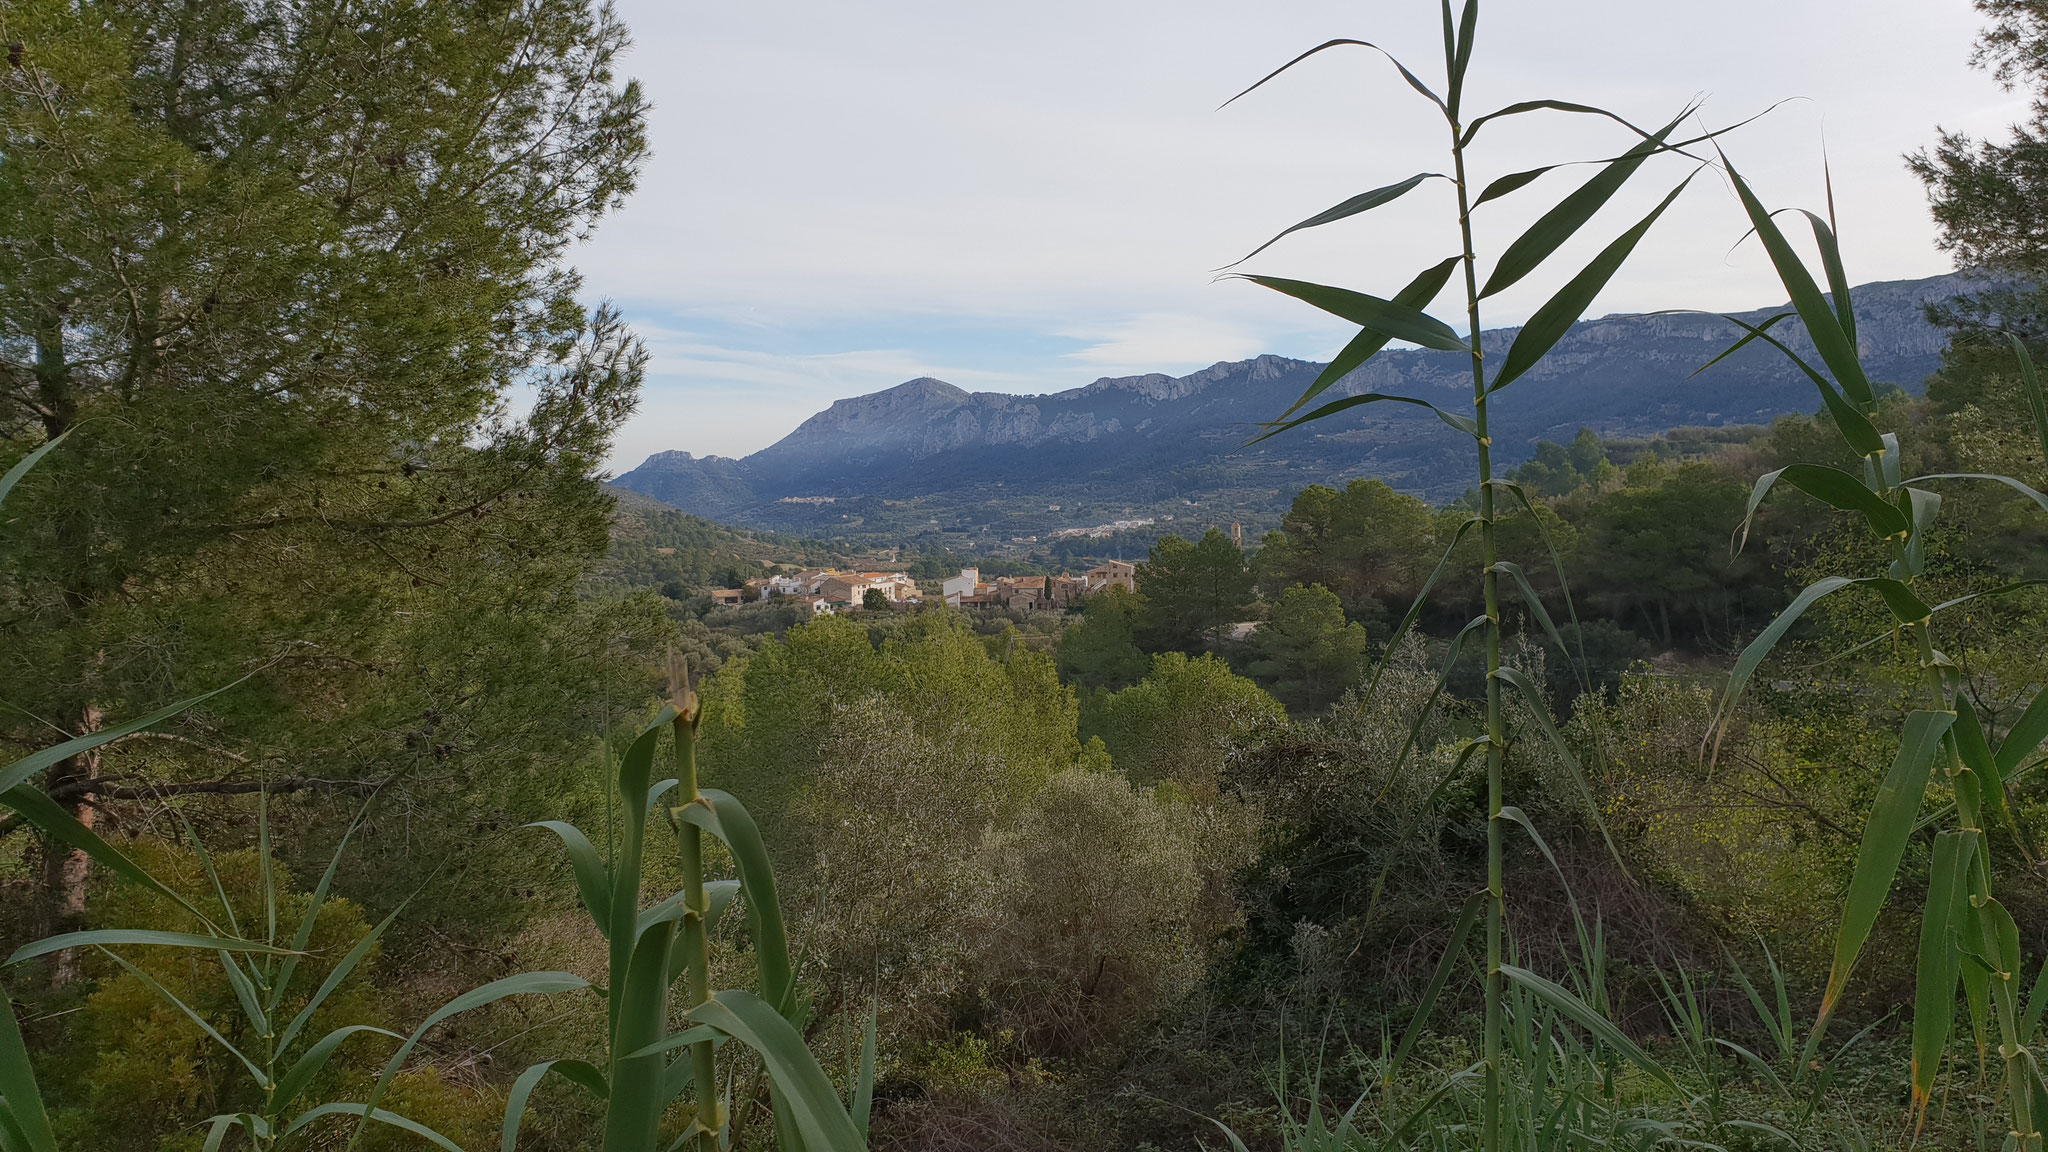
[940, 567, 981, 606]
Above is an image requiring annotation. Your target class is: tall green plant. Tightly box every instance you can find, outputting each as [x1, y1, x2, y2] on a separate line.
[1706, 158, 2048, 1146]
[0, 687, 873, 1152]
[1226, 4, 1717, 1146]
[512, 662, 872, 1152]
[0, 403, 871, 1152]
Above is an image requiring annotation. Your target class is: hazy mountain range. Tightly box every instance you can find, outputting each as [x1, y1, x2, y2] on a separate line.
[614, 272, 1979, 546]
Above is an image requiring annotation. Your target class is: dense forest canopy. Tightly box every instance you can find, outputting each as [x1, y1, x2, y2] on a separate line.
[0, 0, 669, 1036]
[6, 2, 2048, 1151]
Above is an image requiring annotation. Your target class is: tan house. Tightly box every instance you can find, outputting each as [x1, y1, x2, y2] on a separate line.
[996, 576, 1051, 611]
[817, 572, 919, 607]
[1047, 575, 1087, 606]
[817, 576, 862, 606]
[709, 588, 745, 606]
[1085, 560, 1136, 594]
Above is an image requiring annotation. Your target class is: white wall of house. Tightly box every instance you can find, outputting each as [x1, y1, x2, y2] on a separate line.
[940, 567, 980, 605]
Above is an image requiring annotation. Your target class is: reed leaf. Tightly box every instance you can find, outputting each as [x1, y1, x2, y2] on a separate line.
[1239, 275, 1469, 352]
[1964, 937, 1994, 1069]
[0, 787, 225, 928]
[622, 1024, 721, 1064]
[5, 929, 292, 967]
[1963, 894, 2023, 986]
[2024, 958, 2048, 1045]
[502, 1060, 610, 1152]
[1500, 966, 1678, 1092]
[605, 919, 676, 1152]
[1478, 110, 1686, 300]
[1262, 257, 1462, 427]
[684, 791, 796, 1017]
[216, 949, 267, 1041]
[1998, 684, 2048, 776]
[1491, 561, 1570, 663]
[1690, 311, 1794, 379]
[2008, 333, 2048, 473]
[1420, 736, 1491, 812]
[0, 429, 70, 511]
[1899, 488, 1942, 579]
[268, 812, 371, 1017]
[1393, 890, 1484, 1078]
[273, 1026, 405, 1116]
[1250, 390, 1479, 445]
[1714, 313, 1885, 458]
[1488, 173, 1693, 394]
[98, 950, 272, 1088]
[1721, 158, 1874, 409]
[1359, 517, 1480, 708]
[1820, 710, 1956, 1023]
[529, 820, 613, 933]
[1221, 39, 1443, 112]
[1487, 481, 1591, 692]
[1737, 464, 1909, 550]
[290, 1103, 464, 1152]
[1461, 99, 1648, 146]
[1927, 580, 2048, 624]
[1388, 615, 1488, 782]
[1446, 0, 1477, 118]
[200, 1114, 266, 1152]
[691, 989, 867, 1152]
[1792, 208, 1857, 344]
[1230, 174, 1444, 266]
[1907, 472, 2048, 516]
[348, 971, 592, 1151]
[1715, 575, 1932, 734]
[1470, 112, 1751, 209]
[1955, 698, 2022, 844]
[0, 676, 252, 797]
[0, 987, 53, 1152]
[1911, 830, 1974, 1111]
[1497, 805, 1568, 886]
[1493, 666, 1624, 870]
[2027, 1052, 2048, 1144]
[604, 710, 674, 1046]
[1473, 165, 1552, 209]
[171, 809, 240, 941]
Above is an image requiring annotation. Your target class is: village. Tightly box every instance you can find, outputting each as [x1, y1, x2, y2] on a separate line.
[709, 560, 1137, 615]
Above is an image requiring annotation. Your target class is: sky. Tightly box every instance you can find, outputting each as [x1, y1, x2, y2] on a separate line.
[575, 0, 2023, 471]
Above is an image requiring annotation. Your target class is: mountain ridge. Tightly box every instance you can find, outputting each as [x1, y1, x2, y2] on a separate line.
[616, 271, 1980, 543]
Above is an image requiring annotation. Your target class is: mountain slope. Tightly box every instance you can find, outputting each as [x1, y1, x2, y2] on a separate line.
[616, 272, 1975, 542]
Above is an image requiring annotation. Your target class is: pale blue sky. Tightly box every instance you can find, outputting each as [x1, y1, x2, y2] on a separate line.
[575, 0, 2020, 470]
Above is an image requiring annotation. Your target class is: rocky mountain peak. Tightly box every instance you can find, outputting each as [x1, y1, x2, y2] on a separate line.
[614, 271, 1989, 530]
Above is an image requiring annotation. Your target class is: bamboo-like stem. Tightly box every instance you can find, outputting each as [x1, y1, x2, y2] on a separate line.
[1449, 117, 1506, 1152]
[1882, 474, 2041, 1149]
[671, 656, 723, 1151]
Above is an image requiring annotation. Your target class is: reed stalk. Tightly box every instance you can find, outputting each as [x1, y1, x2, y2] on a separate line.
[1228, 6, 1714, 1147]
[1705, 161, 2048, 1146]
[671, 653, 724, 1150]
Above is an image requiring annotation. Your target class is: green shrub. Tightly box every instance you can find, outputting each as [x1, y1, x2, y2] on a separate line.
[1083, 653, 1284, 794]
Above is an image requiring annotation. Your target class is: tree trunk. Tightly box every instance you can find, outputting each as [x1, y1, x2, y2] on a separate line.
[37, 703, 101, 985]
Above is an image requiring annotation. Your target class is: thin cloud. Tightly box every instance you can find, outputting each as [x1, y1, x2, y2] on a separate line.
[1059, 312, 1269, 374]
